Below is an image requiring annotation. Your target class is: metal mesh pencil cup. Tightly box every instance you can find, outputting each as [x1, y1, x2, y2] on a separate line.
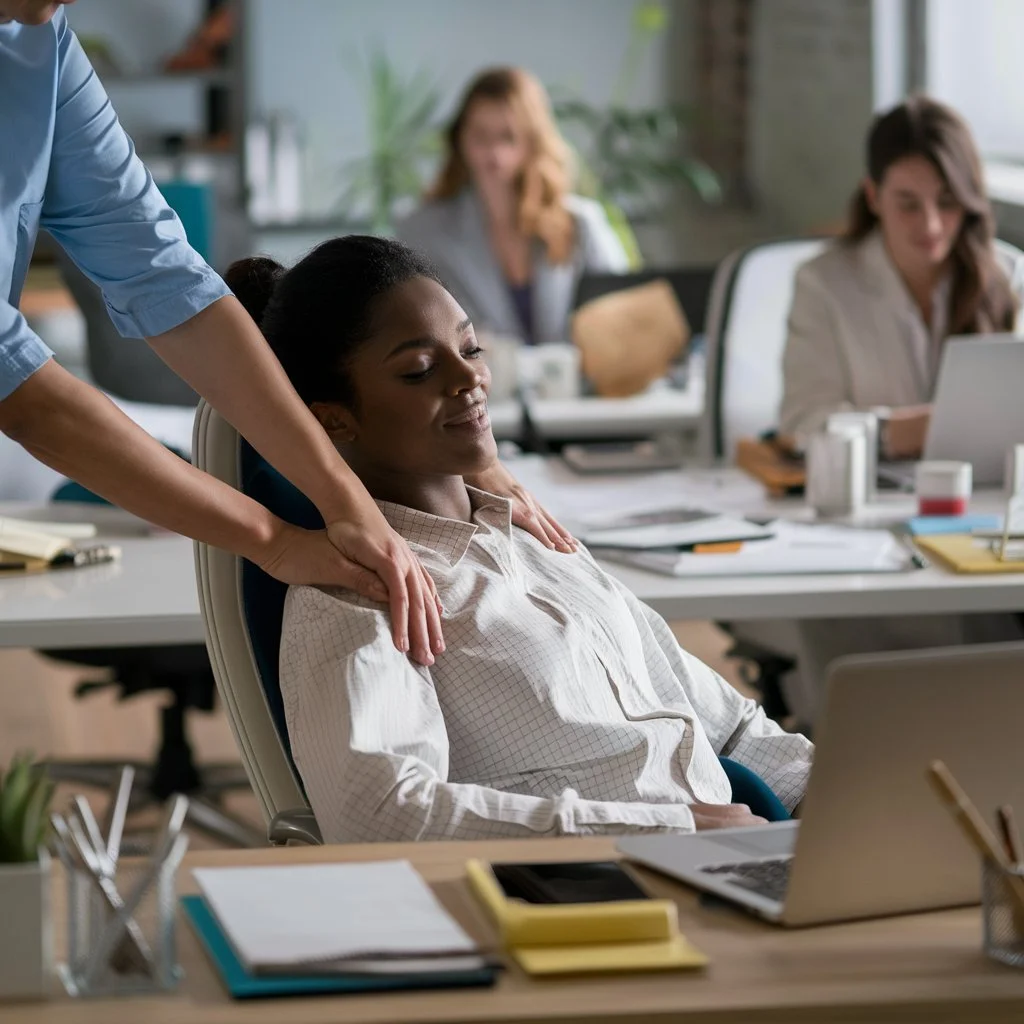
[982, 859, 1024, 969]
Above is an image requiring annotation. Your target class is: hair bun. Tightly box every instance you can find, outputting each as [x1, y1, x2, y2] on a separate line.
[224, 256, 285, 325]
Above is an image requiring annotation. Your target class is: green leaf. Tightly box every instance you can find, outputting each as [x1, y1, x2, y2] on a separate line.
[20, 775, 53, 863]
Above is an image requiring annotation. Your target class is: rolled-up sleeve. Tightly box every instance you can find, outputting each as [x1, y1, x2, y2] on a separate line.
[40, 17, 229, 339]
[0, 301, 52, 402]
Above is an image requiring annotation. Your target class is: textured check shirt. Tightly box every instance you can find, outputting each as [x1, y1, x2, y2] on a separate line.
[280, 489, 812, 843]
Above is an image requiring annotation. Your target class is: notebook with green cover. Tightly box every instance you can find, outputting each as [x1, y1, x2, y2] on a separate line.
[182, 896, 498, 1000]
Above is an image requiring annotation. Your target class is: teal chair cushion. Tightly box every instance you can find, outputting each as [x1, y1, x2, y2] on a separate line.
[717, 756, 790, 822]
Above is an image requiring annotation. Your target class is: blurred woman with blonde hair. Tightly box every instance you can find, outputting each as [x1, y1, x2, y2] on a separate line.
[397, 67, 627, 345]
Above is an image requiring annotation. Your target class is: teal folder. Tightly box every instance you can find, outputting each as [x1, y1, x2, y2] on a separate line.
[181, 895, 498, 1000]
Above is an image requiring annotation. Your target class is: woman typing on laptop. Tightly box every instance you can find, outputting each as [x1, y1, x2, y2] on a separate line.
[225, 237, 811, 843]
[780, 96, 1024, 459]
[767, 97, 1024, 726]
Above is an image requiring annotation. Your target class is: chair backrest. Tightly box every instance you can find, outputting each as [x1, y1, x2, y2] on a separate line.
[702, 238, 828, 459]
[574, 267, 716, 336]
[192, 401, 317, 825]
[53, 246, 199, 406]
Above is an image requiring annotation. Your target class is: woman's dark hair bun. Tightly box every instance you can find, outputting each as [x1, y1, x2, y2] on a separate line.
[224, 255, 285, 326]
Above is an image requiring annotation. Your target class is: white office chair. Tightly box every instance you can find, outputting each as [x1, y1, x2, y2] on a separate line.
[192, 400, 322, 846]
[701, 238, 829, 460]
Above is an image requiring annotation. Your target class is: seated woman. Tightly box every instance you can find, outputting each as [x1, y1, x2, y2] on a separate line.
[224, 237, 811, 844]
[780, 95, 1024, 458]
[395, 67, 628, 346]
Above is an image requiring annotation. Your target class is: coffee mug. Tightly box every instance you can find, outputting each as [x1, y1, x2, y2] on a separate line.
[532, 343, 581, 400]
[478, 331, 521, 403]
[806, 427, 867, 516]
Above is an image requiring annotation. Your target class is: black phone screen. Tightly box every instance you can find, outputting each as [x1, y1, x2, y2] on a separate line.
[490, 861, 651, 904]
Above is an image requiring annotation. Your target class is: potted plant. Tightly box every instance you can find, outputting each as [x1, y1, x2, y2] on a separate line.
[552, 0, 722, 266]
[0, 754, 55, 1001]
[336, 49, 443, 233]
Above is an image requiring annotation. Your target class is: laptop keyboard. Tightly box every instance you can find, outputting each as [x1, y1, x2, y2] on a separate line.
[702, 857, 793, 902]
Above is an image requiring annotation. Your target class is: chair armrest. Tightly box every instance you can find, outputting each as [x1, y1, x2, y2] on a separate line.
[268, 807, 323, 846]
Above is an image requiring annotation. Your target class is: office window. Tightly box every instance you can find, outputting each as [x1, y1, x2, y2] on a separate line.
[926, 0, 1024, 162]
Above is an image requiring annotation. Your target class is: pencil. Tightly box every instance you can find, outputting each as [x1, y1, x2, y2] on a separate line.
[926, 761, 1024, 917]
[997, 806, 1024, 869]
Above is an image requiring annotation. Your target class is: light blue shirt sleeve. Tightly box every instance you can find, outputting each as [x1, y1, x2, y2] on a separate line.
[0, 302, 53, 402]
[41, 16, 230, 339]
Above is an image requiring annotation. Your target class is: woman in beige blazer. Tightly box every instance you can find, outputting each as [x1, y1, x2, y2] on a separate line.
[774, 97, 1024, 725]
[780, 96, 1024, 457]
[396, 67, 627, 347]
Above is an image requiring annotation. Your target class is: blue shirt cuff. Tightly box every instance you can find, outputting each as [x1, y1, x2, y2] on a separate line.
[104, 265, 231, 339]
[0, 321, 54, 402]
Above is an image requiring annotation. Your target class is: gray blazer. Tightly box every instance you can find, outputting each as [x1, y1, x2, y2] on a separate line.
[395, 189, 629, 344]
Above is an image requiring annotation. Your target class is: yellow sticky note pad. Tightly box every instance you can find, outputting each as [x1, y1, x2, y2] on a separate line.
[465, 859, 708, 976]
[512, 935, 708, 976]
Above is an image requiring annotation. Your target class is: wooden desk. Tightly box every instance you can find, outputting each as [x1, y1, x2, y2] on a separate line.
[14, 837, 1024, 1024]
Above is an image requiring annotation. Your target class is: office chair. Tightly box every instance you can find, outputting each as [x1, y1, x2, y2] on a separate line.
[39, 252, 261, 849]
[192, 401, 788, 845]
[699, 239, 828, 724]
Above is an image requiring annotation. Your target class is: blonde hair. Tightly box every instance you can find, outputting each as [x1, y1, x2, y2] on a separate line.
[428, 67, 576, 264]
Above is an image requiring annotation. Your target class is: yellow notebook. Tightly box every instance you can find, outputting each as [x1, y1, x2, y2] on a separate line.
[915, 534, 1024, 574]
[465, 859, 707, 976]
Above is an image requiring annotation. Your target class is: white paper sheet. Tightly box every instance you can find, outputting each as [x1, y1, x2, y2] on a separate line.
[596, 521, 910, 577]
[193, 860, 478, 972]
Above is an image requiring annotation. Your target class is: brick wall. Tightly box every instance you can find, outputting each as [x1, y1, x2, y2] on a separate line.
[747, 0, 875, 233]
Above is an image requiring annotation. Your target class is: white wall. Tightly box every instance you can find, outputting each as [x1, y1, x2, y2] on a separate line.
[245, 0, 683, 221]
[747, 0, 875, 233]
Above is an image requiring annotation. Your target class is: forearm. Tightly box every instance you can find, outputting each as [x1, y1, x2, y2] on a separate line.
[0, 360, 278, 560]
[148, 296, 361, 521]
[309, 757, 697, 843]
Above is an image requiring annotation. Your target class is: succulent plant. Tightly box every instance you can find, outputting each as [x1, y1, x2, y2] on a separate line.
[0, 754, 54, 864]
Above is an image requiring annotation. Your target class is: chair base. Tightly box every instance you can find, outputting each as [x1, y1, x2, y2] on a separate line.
[43, 758, 265, 849]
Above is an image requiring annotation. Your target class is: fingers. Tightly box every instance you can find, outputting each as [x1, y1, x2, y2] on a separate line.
[341, 563, 389, 604]
[420, 564, 445, 655]
[512, 503, 577, 553]
[374, 555, 412, 656]
[536, 505, 578, 553]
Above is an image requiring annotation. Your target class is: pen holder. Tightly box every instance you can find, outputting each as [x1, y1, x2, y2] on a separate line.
[59, 846, 184, 997]
[981, 859, 1024, 968]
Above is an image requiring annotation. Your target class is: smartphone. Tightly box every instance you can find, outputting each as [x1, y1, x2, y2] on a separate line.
[490, 861, 651, 904]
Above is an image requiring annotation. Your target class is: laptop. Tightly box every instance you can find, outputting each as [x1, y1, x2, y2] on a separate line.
[880, 334, 1024, 489]
[617, 642, 1024, 927]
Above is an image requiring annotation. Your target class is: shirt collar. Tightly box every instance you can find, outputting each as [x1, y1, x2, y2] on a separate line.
[859, 229, 952, 327]
[374, 486, 513, 567]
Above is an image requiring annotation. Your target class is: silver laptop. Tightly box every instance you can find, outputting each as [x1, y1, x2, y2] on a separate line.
[917, 334, 1024, 487]
[618, 642, 1024, 927]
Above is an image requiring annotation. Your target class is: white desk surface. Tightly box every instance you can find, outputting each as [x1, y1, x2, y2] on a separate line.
[0, 505, 201, 650]
[1, 461, 1021, 650]
[509, 455, 1024, 622]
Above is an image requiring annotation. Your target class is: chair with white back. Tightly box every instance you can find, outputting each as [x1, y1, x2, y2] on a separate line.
[702, 238, 828, 460]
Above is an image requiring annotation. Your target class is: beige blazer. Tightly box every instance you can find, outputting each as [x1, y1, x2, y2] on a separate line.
[779, 230, 1024, 440]
[395, 189, 628, 345]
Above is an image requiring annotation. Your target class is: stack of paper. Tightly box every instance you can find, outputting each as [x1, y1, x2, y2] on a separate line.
[191, 861, 490, 977]
[0, 515, 95, 560]
[597, 520, 911, 577]
[578, 506, 773, 550]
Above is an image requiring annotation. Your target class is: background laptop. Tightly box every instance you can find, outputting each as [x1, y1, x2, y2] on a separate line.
[886, 334, 1024, 488]
[618, 642, 1024, 927]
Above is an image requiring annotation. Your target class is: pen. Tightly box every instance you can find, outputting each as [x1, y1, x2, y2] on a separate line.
[997, 805, 1024, 869]
[894, 530, 929, 569]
